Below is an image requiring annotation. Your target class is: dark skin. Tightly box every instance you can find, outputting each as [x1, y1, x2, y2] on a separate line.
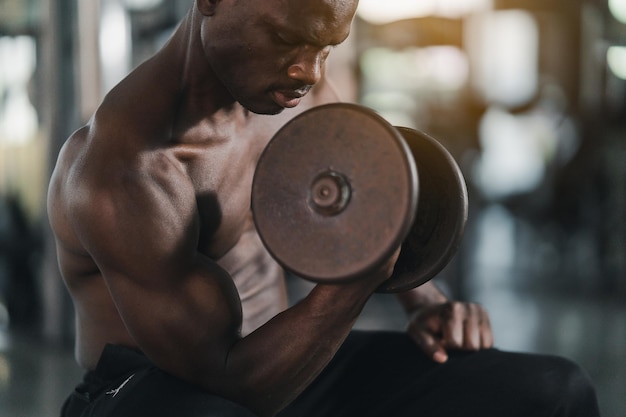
[47, 1, 492, 416]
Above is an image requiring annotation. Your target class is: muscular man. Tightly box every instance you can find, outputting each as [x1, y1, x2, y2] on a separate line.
[48, 1, 600, 416]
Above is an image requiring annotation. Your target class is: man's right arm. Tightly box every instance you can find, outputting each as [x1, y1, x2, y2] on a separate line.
[72, 147, 394, 417]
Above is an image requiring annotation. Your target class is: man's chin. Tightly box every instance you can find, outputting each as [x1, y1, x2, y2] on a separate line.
[240, 90, 308, 115]
[242, 101, 287, 116]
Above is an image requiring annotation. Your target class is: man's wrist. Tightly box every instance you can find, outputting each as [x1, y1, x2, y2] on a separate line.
[396, 281, 449, 314]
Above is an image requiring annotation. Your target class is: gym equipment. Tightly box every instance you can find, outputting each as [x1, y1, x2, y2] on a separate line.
[251, 103, 467, 292]
[378, 127, 467, 292]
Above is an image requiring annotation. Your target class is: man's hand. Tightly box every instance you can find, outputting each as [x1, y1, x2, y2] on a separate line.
[406, 301, 494, 363]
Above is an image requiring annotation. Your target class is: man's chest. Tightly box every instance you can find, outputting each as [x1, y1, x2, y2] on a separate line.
[183, 142, 257, 258]
[171, 112, 295, 258]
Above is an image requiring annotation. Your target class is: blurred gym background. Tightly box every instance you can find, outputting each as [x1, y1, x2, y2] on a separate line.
[0, 0, 624, 415]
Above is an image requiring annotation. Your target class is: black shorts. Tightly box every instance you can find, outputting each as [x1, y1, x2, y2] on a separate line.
[279, 331, 600, 417]
[60, 344, 256, 417]
[62, 331, 599, 417]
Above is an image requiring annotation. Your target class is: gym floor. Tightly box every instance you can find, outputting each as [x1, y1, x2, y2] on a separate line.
[1, 213, 625, 417]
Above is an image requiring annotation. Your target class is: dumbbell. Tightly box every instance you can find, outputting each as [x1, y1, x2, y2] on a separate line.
[251, 103, 467, 293]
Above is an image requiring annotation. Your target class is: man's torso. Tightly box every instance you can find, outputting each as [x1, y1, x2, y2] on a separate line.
[47, 52, 327, 369]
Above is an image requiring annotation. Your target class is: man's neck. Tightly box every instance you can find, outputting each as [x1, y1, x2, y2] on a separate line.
[163, 8, 250, 140]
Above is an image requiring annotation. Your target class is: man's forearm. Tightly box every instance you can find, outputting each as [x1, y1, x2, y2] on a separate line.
[214, 282, 376, 417]
[396, 281, 448, 314]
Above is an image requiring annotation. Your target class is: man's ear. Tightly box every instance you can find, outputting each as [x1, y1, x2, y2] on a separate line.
[197, 0, 220, 16]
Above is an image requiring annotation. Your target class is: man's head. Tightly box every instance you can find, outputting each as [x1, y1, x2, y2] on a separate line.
[196, 0, 359, 114]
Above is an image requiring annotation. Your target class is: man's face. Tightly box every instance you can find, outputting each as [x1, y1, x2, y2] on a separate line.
[201, 0, 358, 114]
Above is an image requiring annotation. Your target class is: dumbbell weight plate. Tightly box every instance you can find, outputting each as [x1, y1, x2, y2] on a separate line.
[252, 103, 418, 283]
[377, 127, 468, 293]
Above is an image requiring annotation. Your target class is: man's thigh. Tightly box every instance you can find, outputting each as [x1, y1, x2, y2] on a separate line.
[278, 330, 599, 417]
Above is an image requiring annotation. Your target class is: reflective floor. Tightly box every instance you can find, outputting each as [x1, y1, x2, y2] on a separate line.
[1, 204, 625, 417]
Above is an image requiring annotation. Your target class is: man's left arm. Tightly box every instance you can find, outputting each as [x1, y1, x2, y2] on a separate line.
[397, 281, 494, 363]
[310, 70, 493, 363]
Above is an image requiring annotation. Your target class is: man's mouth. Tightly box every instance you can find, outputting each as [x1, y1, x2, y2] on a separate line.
[272, 87, 311, 108]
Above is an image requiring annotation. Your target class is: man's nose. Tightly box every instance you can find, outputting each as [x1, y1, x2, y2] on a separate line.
[287, 47, 326, 86]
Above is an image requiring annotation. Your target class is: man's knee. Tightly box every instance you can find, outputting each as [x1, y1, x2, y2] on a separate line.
[530, 356, 600, 416]
[459, 350, 600, 416]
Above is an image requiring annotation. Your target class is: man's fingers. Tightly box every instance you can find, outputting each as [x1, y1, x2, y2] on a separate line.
[463, 318, 480, 350]
[407, 311, 448, 363]
[440, 302, 494, 351]
[409, 330, 448, 363]
[407, 301, 494, 361]
[479, 308, 494, 348]
[463, 304, 484, 350]
[441, 303, 464, 349]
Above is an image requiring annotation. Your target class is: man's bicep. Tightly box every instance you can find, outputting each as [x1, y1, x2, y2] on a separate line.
[72, 166, 242, 376]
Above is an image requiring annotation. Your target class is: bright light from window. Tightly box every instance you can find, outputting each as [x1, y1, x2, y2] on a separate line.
[476, 107, 545, 199]
[0, 36, 38, 145]
[465, 10, 539, 108]
[358, 0, 437, 24]
[436, 0, 493, 18]
[609, 0, 626, 24]
[122, 0, 163, 11]
[99, 0, 131, 94]
[418, 46, 470, 90]
[357, 0, 492, 24]
[360, 46, 469, 92]
[607, 46, 626, 80]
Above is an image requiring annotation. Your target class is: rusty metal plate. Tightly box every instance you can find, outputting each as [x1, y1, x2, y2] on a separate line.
[252, 103, 418, 283]
[378, 127, 468, 293]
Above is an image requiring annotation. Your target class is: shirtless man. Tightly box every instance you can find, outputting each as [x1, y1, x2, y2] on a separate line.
[48, 1, 600, 416]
